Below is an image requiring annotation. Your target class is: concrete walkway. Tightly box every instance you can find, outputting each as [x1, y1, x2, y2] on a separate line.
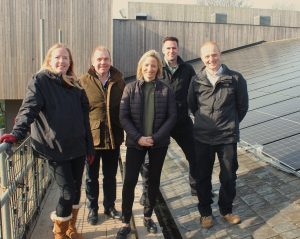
[30, 144, 163, 239]
[30, 138, 300, 238]
[160, 139, 300, 239]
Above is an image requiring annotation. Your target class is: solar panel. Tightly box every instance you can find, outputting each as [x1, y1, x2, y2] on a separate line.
[282, 111, 300, 123]
[249, 92, 295, 110]
[257, 98, 300, 117]
[249, 90, 271, 99]
[247, 68, 300, 88]
[240, 118, 300, 145]
[240, 110, 275, 129]
[249, 78, 300, 96]
[263, 134, 300, 170]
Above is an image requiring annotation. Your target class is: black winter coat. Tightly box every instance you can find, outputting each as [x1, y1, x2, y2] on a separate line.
[119, 79, 177, 149]
[12, 70, 94, 161]
[161, 56, 196, 123]
[188, 64, 249, 145]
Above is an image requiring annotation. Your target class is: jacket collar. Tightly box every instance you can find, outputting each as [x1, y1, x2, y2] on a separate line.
[162, 55, 185, 68]
[196, 64, 233, 85]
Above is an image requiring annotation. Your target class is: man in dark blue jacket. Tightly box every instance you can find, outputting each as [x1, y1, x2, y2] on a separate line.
[188, 41, 249, 229]
[140, 36, 197, 206]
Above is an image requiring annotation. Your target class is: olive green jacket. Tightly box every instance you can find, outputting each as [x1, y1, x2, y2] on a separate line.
[80, 66, 125, 149]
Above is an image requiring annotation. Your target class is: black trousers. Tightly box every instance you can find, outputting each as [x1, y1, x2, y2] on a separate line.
[141, 117, 197, 194]
[122, 147, 168, 223]
[194, 141, 238, 216]
[48, 156, 85, 217]
[85, 148, 119, 211]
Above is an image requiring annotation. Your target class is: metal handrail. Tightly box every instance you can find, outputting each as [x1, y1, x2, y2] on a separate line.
[0, 142, 12, 155]
[0, 138, 52, 239]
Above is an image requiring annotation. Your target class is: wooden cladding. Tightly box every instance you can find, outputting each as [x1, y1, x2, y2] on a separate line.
[0, 0, 112, 99]
[113, 19, 300, 78]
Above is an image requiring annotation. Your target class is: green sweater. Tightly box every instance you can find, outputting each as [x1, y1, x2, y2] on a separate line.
[143, 81, 155, 136]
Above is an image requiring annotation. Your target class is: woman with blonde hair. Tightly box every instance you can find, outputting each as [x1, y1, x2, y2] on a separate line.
[0, 43, 94, 239]
[116, 50, 177, 238]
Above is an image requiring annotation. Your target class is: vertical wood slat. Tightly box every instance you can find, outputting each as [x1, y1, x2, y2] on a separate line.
[0, 0, 112, 100]
[1, 0, 300, 100]
[128, 2, 300, 27]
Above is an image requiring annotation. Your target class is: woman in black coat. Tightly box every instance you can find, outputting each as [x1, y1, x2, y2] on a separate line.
[116, 50, 177, 238]
[0, 43, 94, 239]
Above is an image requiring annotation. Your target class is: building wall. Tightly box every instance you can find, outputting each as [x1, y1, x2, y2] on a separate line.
[0, 0, 112, 100]
[113, 19, 300, 77]
[128, 2, 300, 27]
[112, 0, 198, 19]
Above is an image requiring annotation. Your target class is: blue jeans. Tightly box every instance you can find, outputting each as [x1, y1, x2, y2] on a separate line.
[48, 156, 85, 217]
[85, 148, 119, 211]
[194, 142, 238, 216]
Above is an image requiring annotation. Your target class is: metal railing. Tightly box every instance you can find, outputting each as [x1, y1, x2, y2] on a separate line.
[0, 137, 52, 239]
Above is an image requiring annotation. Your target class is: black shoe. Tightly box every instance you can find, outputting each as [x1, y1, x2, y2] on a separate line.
[116, 226, 131, 239]
[87, 209, 98, 225]
[104, 207, 121, 219]
[143, 218, 157, 234]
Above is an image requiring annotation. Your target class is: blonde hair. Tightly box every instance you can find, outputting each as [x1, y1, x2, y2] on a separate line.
[136, 50, 163, 80]
[40, 43, 74, 76]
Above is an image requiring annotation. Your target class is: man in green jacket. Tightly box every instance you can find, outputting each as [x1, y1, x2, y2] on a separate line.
[80, 46, 125, 225]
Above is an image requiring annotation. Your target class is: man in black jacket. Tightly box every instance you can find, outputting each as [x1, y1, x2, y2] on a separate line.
[140, 36, 197, 205]
[188, 41, 249, 229]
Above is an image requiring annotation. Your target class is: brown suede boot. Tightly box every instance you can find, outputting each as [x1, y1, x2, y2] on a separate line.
[66, 205, 85, 239]
[51, 211, 72, 239]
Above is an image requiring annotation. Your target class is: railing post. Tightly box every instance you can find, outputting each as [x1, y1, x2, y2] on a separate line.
[0, 129, 12, 239]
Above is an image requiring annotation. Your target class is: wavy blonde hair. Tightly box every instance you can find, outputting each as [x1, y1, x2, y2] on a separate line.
[136, 50, 163, 80]
[40, 43, 74, 76]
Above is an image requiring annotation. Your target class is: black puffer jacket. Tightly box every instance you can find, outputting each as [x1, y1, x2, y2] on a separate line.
[161, 56, 196, 123]
[119, 79, 177, 149]
[188, 64, 249, 145]
[12, 70, 94, 161]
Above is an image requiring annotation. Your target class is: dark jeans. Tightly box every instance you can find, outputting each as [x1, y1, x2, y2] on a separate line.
[194, 141, 238, 216]
[48, 156, 85, 217]
[122, 147, 168, 223]
[141, 117, 196, 194]
[85, 148, 119, 211]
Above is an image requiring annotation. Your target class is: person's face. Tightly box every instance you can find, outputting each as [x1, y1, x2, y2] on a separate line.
[49, 48, 70, 74]
[201, 44, 221, 73]
[92, 49, 111, 76]
[142, 56, 158, 81]
[162, 40, 179, 63]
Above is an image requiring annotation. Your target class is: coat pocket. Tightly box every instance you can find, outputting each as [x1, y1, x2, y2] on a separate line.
[90, 120, 101, 146]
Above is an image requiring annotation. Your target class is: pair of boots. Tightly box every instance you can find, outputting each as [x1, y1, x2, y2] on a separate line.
[51, 205, 84, 239]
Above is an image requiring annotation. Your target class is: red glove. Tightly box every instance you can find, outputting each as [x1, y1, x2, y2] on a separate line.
[86, 154, 95, 166]
[0, 134, 17, 143]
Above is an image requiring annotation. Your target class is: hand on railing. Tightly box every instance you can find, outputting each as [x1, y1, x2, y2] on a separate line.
[0, 134, 16, 143]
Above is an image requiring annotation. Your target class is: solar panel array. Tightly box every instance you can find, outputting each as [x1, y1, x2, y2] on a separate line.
[192, 39, 300, 171]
